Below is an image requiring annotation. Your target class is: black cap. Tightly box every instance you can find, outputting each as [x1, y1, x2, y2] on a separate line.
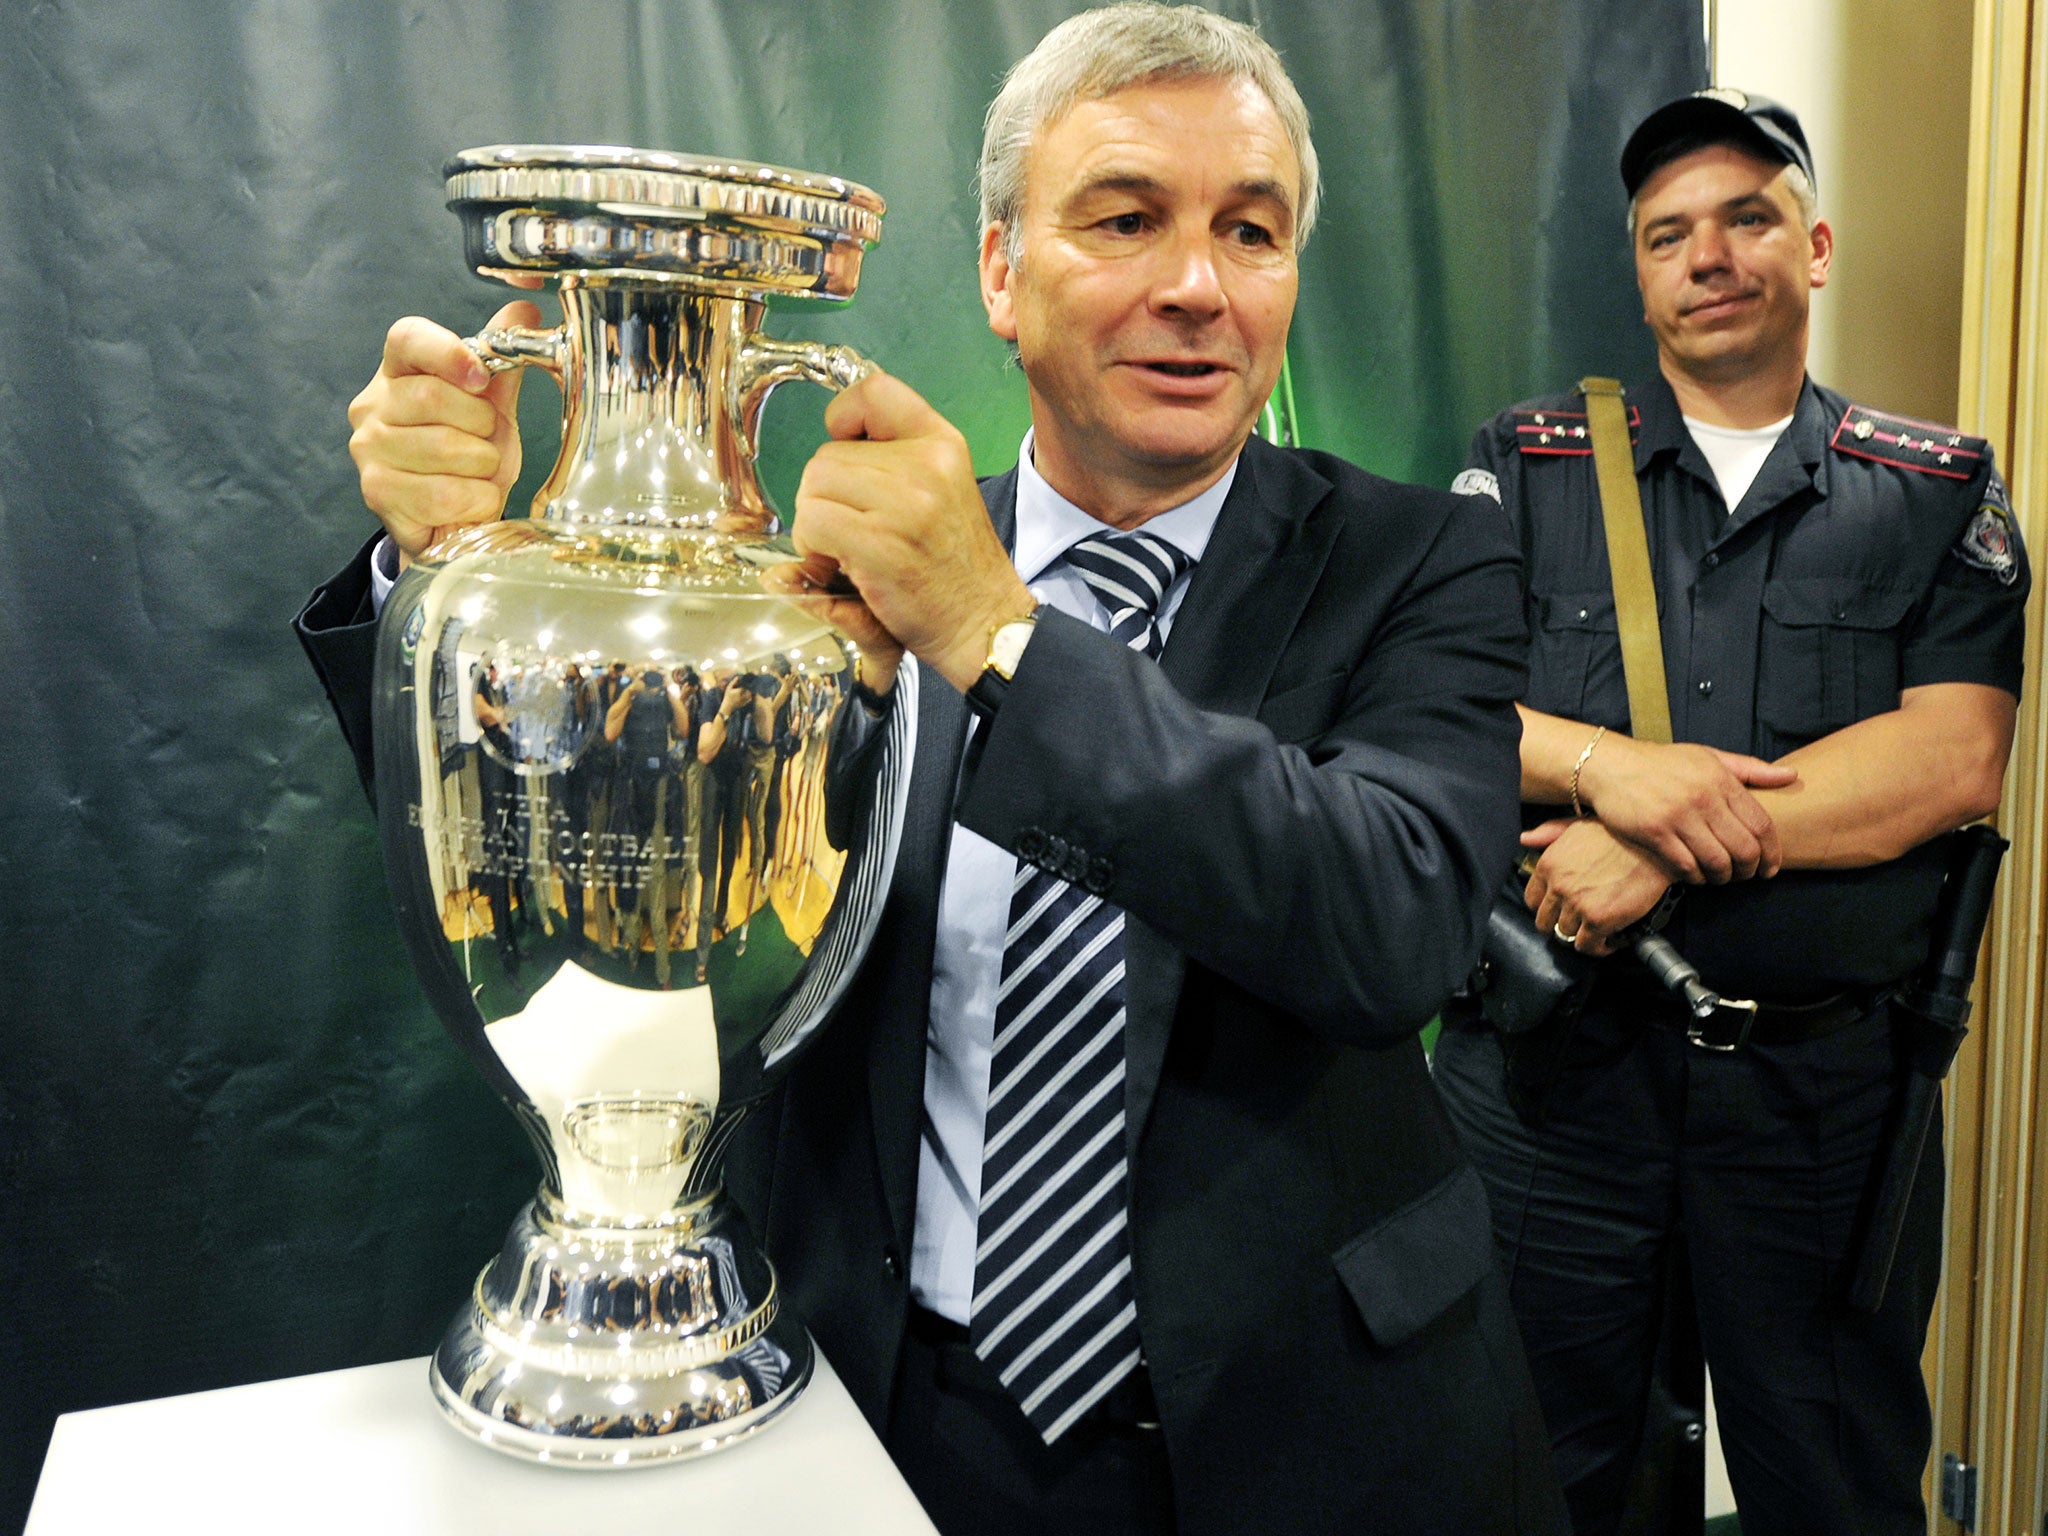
[1620, 88, 1816, 200]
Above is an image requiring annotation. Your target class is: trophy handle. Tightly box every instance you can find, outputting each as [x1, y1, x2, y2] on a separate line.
[730, 334, 877, 460]
[463, 324, 568, 377]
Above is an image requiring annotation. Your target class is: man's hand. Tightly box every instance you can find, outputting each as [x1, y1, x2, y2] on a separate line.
[1573, 732, 1797, 882]
[759, 559, 908, 697]
[780, 372, 1035, 695]
[346, 297, 541, 565]
[1522, 818, 1673, 956]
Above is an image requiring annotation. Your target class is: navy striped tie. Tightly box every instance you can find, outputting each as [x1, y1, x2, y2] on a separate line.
[970, 529, 1190, 1443]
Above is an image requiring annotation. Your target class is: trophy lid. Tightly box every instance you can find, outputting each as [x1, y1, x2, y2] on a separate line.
[445, 144, 885, 299]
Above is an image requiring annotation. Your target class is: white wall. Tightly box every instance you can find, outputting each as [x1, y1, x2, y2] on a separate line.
[1714, 0, 1976, 420]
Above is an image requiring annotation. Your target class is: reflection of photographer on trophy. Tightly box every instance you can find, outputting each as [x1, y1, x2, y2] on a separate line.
[471, 660, 521, 975]
[741, 660, 796, 925]
[692, 667, 773, 967]
[603, 663, 691, 983]
[762, 652, 801, 879]
[667, 664, 705, 869]
[782, 669, 838, 878]
[554, 661, 603, 948]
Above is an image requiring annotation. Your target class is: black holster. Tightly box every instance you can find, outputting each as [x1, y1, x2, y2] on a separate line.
[1471, 875, 1594, 1034]
[1462, 876, 1601, 1125]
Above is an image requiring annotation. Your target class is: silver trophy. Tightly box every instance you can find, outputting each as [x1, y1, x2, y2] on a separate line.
[372, 146, 913, 1466]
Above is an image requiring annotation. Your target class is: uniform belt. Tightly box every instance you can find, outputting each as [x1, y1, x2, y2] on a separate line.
[1595, 978, 1890, 1050]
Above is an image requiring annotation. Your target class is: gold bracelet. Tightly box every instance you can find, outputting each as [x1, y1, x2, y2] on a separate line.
[1569, 725, 1606, 818]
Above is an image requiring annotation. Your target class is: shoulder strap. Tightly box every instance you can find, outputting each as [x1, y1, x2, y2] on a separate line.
[1580, 377, 1672, 744]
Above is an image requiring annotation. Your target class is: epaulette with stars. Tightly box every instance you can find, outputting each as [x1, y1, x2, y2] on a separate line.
[1510, 404, 1641, 456]
[1830, 406, 1986, 481]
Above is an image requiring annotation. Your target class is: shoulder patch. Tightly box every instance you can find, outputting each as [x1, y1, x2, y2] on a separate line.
[1512, 405, 1640, 457]
[1450, 467, 1501, 504]
[1951, 470, 2021, 585]
[1831, 405, 1986, 480]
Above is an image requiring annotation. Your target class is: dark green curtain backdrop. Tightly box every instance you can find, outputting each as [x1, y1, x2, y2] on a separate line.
[0, 1, 1701, 1522]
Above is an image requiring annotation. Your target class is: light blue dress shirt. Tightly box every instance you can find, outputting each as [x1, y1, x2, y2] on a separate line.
[909, 434, 1234, 1322]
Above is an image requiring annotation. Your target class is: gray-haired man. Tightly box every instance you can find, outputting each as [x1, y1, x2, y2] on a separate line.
[307, 6, 1566, 1531]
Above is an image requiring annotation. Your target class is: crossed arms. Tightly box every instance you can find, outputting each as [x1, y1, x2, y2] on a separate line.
[1524, 685, 2016, 954]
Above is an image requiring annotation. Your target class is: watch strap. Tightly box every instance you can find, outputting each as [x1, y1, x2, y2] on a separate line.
[965, 667, 1009, 720]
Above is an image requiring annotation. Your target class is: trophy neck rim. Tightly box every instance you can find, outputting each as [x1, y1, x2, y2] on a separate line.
[445, 143, 884, 221]
[445, 143, 883, 299]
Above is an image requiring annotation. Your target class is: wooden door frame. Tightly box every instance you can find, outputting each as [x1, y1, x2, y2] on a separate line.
[1940, 2, 2048, 1530]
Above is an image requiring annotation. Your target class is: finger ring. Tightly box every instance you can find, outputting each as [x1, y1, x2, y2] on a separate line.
[1553, 922, 1574, 942]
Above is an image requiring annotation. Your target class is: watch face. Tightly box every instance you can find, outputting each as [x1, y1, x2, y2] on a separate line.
[990, 618, 1036, 679]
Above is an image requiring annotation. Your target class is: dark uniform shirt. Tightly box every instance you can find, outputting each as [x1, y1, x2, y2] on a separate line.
[619, 687, 675, 771]
[686, 687, 722, 762]
[1465, 371, 2029, 1000]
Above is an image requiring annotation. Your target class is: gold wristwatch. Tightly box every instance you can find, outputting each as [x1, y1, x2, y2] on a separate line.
[965, 604, 1045, 720]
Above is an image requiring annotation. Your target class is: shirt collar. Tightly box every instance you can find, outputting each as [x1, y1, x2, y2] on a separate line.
[1634, 372, 1833, 535]
[1633, 370, 1829, 476]
[1681, 412, 1795, 443]
[1631, 371, 1692, 473]
[1010, 429, 1233, 584]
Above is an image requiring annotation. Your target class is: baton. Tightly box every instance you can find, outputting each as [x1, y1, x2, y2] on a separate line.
[1847, 824, 2008, 1315]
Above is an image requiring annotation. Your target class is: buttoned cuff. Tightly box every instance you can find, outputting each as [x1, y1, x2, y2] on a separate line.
[954, 608, 1138, 896]
[368, 534, 401, 618]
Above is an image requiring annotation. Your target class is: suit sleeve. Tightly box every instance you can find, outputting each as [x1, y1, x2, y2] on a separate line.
[293, 533, 383, 803]
[953, 491, 1528, 1047]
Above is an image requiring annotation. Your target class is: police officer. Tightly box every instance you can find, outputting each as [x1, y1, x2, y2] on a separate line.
[1432, 91, 2028, 1536]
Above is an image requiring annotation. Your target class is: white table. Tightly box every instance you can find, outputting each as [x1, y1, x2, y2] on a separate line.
[27, 1348, 938, 1535]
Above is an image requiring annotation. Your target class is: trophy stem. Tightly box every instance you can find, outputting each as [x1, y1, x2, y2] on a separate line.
[529, 281, 777, 537]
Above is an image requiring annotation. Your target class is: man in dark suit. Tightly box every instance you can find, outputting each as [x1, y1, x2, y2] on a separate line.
[302, 6, 1566, 1533]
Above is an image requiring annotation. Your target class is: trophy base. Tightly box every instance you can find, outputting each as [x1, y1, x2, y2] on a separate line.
[428, 1191, 814, 1467]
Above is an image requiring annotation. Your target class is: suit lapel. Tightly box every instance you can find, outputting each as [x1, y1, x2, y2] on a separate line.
[1125, 439, 1341, 1152]
[1160, 439, 1337, 710]
[864, 470, 1017, 1250]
